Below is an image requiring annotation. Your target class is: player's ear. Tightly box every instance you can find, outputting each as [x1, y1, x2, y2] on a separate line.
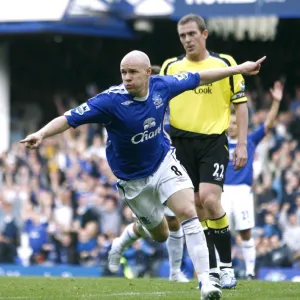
[146, 67, 151, 76]
[202, 29, 209, 39]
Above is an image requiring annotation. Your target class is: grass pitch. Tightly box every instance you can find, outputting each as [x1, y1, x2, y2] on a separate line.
[0, 277, 299, 300]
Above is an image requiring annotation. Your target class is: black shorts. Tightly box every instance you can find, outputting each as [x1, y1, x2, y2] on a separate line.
[171, 132, 229, 192]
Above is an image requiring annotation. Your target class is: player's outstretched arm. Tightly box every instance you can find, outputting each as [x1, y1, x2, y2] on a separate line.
[265, 81, 284, 131]
[20, 116, 70, 149]
[198, 56, 266, 86]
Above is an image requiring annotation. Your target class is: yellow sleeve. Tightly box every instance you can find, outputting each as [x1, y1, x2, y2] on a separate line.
[160, 57, 177, 75]
[220, 54, 247, 104]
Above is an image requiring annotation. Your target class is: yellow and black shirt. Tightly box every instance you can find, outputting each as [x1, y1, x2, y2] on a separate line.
[160, 52, 247, 138]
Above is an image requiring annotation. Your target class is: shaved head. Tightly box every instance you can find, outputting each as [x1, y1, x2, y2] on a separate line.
[121, 50, 151, 69]
[120, 50, 152, 97]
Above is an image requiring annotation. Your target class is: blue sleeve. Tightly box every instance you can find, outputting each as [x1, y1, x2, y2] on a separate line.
[248, 123, 266, 146]
[64, 93, 113, 128]
[162, 72, 200, 100]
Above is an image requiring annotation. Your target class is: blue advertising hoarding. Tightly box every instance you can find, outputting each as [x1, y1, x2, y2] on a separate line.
[258, 267, 300, 282]
[173, 0, 300, 19]
[0, 264, 299, 282]
[0, 265, 102, 277]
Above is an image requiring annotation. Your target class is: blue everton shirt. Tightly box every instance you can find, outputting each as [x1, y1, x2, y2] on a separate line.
[225, 124, 266, 186]
[65, 73, 200, 180]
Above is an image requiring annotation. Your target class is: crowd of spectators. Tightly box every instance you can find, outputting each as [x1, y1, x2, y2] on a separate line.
[231, 85, 300, 277]
[2, 79, 300, 279]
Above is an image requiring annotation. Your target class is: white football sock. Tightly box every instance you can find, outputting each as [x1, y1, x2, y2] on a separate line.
[241, 238, 256, 276]
[166, 227, 184, 274]
[117, 223, 140, 253]
[182, 217, 209, 285]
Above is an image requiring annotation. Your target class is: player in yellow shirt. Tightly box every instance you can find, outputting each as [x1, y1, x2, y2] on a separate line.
[160, 14, 249, 289]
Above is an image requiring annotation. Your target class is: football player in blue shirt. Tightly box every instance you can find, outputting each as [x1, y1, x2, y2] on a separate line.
[21, 50, 265, 300]
[119, 65, 190, 283]
[222, 81, 283, 279]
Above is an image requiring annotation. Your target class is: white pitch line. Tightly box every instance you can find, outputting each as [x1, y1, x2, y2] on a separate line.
[0, 290, 193, 300]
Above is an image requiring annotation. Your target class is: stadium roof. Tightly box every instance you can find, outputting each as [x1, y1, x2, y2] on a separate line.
[0, 0, 299, 38]
[0, 0, 135, 38]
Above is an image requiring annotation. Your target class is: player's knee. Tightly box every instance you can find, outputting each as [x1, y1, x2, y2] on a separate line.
[195, 206, 207, 223]
[176, 205, 197, 223]
[239, 229, 251, 240]
[166, 216, 181, 231]
[181, 217, 205, 240]
[152, 231, 169, 243]
[155, 237, 168, 243]
[194, 199, 204, 211]
[202, 193, 220, 215]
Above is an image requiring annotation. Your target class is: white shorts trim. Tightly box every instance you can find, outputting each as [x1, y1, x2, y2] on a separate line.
[118, 149, 193, 229]
[221, 184, 255, 231]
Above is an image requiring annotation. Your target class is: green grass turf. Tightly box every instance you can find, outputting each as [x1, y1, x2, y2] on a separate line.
[0, 277, 299, 300]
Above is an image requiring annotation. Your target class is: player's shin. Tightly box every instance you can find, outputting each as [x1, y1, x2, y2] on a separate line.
[109, 222, 142, 273]
[166, 227, 184, 275]
[116, 223, 141, 253]
[202, 221, 220, 280]
[207, 214, 232, 269]
[241, 237, 256, 277]
[181, 217, 209, 286]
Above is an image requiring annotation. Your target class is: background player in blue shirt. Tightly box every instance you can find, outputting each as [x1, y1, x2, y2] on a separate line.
[222, 81, 283, 280]
[21, 50, 265, 300]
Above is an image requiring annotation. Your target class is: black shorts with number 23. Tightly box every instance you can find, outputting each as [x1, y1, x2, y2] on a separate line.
[171, 132, 229, 192]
